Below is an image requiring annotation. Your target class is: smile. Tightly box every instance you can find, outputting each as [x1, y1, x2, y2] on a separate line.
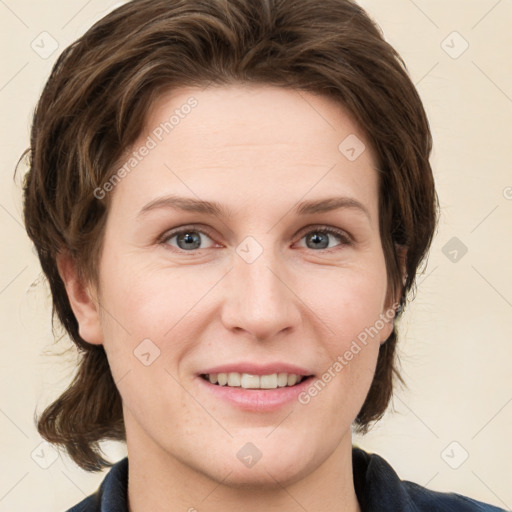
[201, 372, 309, 389]
[197, 372, 316, 412]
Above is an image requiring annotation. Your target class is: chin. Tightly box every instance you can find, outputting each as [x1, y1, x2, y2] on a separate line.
[193, 435, 322, 489]
[213, 459, 311, 490]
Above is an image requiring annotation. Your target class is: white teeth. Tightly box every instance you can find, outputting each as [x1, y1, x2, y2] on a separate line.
[204, 372, 307, 389]
[260, 374, 278, 389]
[241, 374, 260, 389]
[277, 373, 288, 387]
[287, 374, 298, 386]
[227, 372, 241, 386]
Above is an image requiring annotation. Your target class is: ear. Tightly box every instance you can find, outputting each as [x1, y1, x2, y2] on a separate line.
[379, 244, 408, 345]
[56, 251, 104, 345]
[394, 243, 408, 292]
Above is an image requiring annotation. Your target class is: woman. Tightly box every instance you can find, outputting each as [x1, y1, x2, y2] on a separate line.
[20, 0, 506, 511]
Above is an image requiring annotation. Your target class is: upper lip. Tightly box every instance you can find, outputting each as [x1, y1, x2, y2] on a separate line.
[199, 362, 314, 376]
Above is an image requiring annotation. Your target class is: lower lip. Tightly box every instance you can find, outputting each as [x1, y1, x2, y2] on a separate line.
[196, 375, 315, 412]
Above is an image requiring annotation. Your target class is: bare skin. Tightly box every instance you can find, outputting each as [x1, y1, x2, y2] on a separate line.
[59, 84, 399, 512]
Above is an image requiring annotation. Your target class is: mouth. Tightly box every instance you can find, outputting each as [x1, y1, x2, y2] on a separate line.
[197, 369, 316, 412]
[200, 372, 313, 389]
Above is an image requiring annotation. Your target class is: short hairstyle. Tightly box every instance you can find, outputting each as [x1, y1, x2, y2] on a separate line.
[19, 0, 438, 472]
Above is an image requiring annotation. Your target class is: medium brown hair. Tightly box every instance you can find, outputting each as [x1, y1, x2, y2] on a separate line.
[19, 0, 437, 472]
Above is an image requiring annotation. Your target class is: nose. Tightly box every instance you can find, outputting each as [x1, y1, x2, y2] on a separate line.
[220, 242, 302, 341]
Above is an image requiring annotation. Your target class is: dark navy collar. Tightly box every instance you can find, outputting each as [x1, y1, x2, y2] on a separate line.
[66, 446, 506, 511]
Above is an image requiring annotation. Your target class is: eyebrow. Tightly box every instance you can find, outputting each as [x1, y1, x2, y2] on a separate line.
[137, 194, 371, 221]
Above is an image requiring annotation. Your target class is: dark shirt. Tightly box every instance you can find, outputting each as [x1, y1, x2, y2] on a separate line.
[66, 446, 507, 511]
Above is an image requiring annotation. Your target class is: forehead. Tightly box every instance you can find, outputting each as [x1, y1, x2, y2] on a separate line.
[109, 84, 379, 222]
[144, 84, 371, 159]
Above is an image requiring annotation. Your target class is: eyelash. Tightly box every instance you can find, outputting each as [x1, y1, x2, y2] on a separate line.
[158, 224, 353, 254]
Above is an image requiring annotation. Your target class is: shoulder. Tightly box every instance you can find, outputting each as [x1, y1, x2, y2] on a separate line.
[64, 457, 129, 512]
[401, 480, 507, 512]
[65, 494, 99, 512]
[352, 446, 507, 512]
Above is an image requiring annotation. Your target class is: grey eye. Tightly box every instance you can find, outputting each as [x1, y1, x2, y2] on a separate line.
[165, 230, 215, 251]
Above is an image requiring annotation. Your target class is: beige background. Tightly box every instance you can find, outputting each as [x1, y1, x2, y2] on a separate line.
[1, 1, 511, 511]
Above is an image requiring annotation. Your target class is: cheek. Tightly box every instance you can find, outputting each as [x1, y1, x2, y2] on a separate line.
[96, 257, 215, 380]
[309, 260, 389, 344]
[299, 257, 388, 404]
[297, 271, 385, 428]
[95, 261, 198, 423]
[99, 253, 209, 332]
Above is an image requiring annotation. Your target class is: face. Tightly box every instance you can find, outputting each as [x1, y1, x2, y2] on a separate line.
[73, 84, 396, 488]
